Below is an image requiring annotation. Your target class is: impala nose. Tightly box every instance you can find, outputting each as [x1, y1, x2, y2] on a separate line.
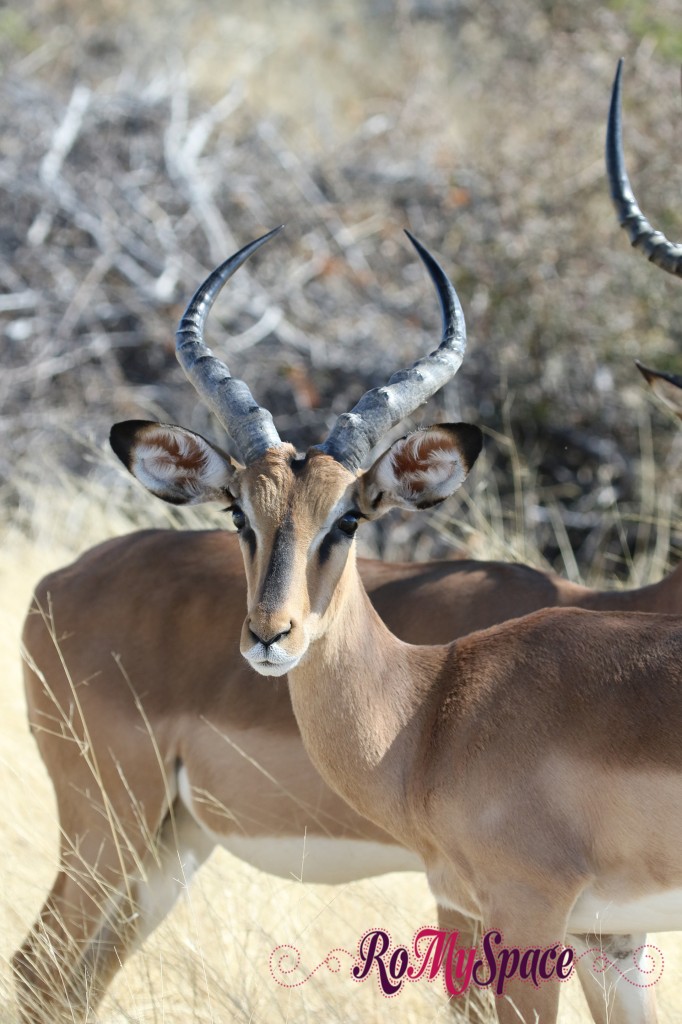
[248, 623, 292, 648]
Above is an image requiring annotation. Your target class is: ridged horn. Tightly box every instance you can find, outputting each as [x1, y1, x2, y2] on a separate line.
[606, 58, 682, 277]
[175, 227, 284, 465]
[315, 231, 467, 471]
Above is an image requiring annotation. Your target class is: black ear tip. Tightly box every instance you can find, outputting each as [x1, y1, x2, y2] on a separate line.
[459, 423, 484, 469]
[437, 422, 483, 469]
[109, 422, 131, 466]
[110, 419, 155, 468]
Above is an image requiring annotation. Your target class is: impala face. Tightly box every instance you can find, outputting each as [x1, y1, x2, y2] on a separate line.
[231, 445, 358, 676]
[235, 431, 481, 675]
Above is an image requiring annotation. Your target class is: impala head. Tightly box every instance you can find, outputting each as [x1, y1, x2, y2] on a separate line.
[111, 230, 482, 676]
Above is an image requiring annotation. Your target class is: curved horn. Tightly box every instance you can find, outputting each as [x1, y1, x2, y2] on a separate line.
[606, 58, 682, 277]
[175, 227, 284, 465]
[315, 231, 467, 471]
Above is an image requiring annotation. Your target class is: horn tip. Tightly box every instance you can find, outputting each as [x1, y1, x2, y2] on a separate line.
[403, 228, 422, 251]
[261, 224, 285, 243]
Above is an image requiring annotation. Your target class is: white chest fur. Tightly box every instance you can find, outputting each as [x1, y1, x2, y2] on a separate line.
[218, 834, 423, 883]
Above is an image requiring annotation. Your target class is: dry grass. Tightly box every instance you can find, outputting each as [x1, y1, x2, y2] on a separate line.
[3, 0, 682, 577]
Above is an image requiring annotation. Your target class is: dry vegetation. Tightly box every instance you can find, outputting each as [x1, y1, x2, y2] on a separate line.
[3, 0, 682, 1020]
[2, 0, 682, 572]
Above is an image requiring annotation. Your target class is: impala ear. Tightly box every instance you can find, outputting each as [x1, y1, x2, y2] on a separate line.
[357, 423, 482, 518]
[110, 420, 239, 505]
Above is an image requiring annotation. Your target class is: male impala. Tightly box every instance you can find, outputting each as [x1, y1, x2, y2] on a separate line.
[17, 247, 681, 1022]
[14, 232, 566, 1024]
[100, 220, 682, 1024]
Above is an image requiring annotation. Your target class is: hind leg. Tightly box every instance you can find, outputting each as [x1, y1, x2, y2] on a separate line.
[13, 833, 144, 1023]
[13, 769, 174, 1023]
[82, 800, 215, 1005]
[572, 932, 659, 1024]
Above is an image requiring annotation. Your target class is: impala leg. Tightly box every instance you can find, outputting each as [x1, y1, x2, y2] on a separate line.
[483, 889, 573, 1024]
[14, 805, 213, 1023]
[82, 800, 214, 1002]
[13, 772, 173, 1023]
[492, 961, 561, 1023]
[13, 834, 143, 1023]
[437, 905, 489, 1020]
[571, 932, 658, 1024]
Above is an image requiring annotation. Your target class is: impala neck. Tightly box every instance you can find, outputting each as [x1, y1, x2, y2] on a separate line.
[287, 556, 448, 833]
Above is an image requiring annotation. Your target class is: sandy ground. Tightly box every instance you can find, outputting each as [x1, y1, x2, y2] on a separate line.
[1, 532, 681, 1023]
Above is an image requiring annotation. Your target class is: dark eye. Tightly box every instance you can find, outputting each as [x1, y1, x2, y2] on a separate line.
[336, 512, 359, 536]
[231, 506, 246, 531]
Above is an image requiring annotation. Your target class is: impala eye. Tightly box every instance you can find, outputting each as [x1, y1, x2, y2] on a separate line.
[336, 512, 359, 536]
[231, 506, 246, 531]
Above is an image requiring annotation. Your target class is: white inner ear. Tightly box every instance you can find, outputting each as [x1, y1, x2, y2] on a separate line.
[132, 426, 233, 503]
[375, 431, 467, 507]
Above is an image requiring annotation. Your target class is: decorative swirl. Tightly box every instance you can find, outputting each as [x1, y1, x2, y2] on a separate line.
[575, 943, 664, 989]
[269, 944, 355, 989]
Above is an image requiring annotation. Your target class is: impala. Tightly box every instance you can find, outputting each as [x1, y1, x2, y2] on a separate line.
[13, 231, 547, 1024]
[100, 222, 682, 1024]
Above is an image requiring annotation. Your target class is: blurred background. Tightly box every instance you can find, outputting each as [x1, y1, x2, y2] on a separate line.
[2, 3, 682, 1022]
[1, 0, 682, 576]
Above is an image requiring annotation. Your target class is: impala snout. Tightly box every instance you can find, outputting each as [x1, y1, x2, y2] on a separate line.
[241, 610, 308, 677]
[248, 622, 292, 647]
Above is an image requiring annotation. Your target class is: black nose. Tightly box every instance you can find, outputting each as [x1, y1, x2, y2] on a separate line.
[249, 624, 292, 648]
